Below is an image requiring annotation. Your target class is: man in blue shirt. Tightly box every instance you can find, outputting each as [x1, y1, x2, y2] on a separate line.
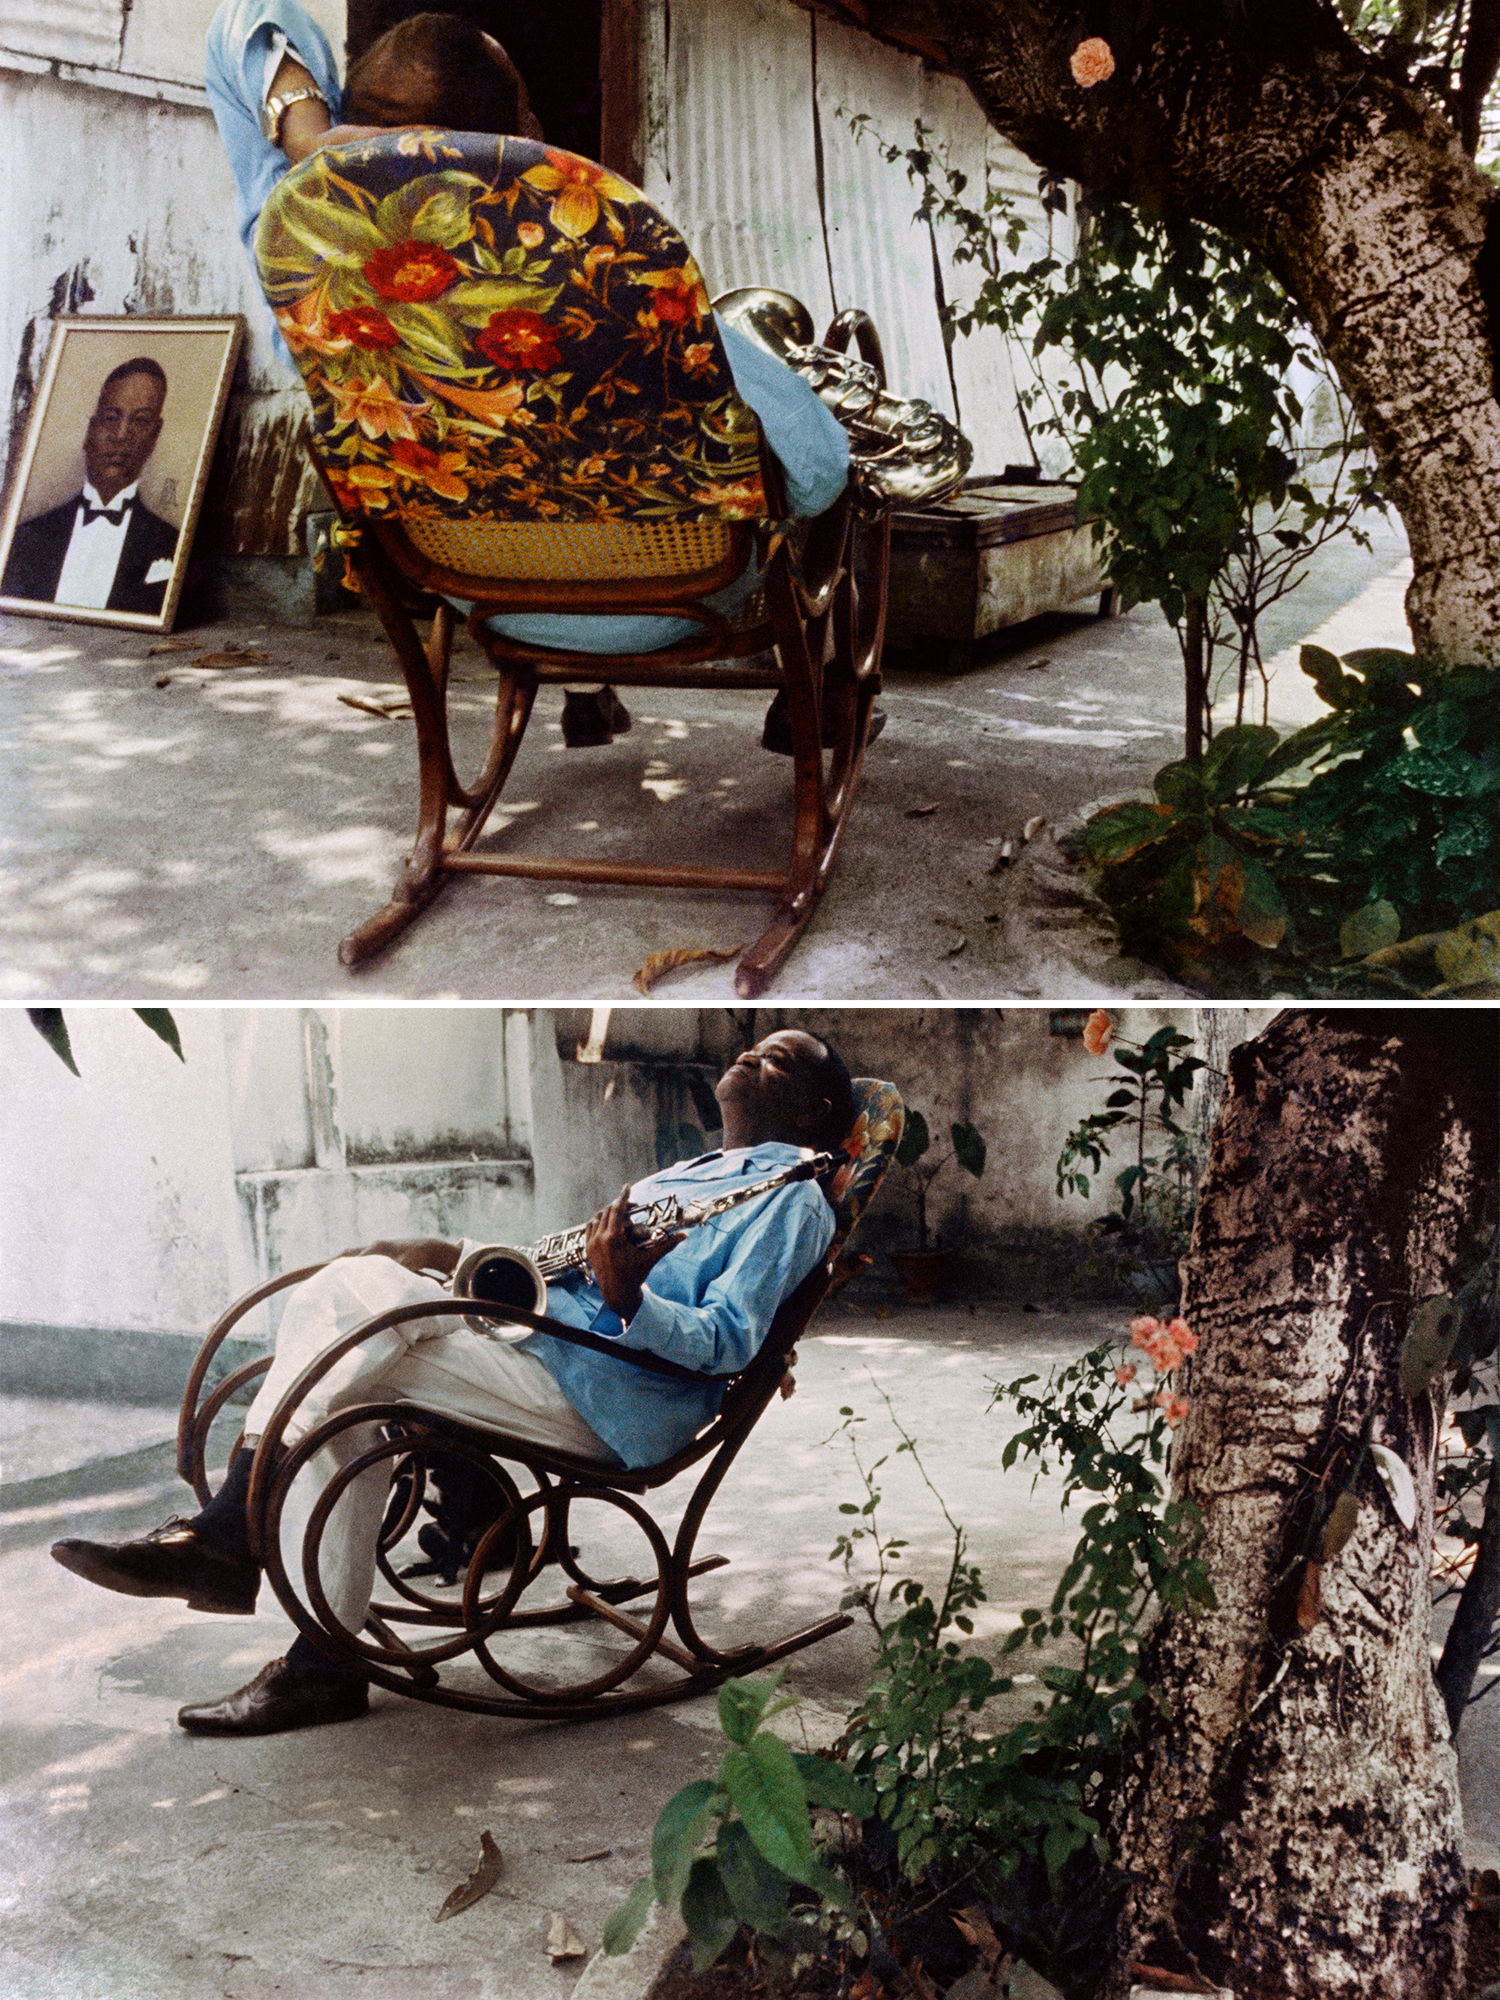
[52, 1030, 851, 1735]
[203, 0, 848, 711]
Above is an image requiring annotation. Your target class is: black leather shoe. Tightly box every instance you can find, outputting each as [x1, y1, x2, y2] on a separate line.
[177, 1657, 370, 1736]
[560, 686, 630, 747]
[51, 1518, 259, 1615]
[761, 689, 887, 755]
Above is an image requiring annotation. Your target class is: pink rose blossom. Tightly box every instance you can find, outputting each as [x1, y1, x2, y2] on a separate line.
[1082, 1009, 1116, 1056]
[1115, 1363, 1138, 1386]
[1070, 37, 1115, 88]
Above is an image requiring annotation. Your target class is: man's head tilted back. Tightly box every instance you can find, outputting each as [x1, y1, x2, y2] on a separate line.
[344, 12, 542, 138]
[715, 1031, 855, 1158]
[84, 360, 166, 506]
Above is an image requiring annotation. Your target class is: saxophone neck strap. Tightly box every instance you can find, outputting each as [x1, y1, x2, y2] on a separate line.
[467, 1301, 743, 1385]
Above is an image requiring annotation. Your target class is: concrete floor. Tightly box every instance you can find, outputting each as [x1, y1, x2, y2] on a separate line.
[0, 518, 1410, 1004]
[2, 1301, 1495, 2000]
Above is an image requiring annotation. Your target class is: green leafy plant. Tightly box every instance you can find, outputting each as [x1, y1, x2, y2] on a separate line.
[827, 1345, 1214, 1992]
[1055, 1015, 1205, 1307]
[604, 1674, 873, 1971]
[1070, 646, 1500, 991]
[894, 1111, 987, 1251]
[859, 122, 1388, 761]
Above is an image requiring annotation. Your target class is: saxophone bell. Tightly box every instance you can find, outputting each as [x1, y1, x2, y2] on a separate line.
[452, 1243, 548, 1336]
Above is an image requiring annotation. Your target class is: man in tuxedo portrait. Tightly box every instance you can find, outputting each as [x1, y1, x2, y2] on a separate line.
[2, 357, 180, 615]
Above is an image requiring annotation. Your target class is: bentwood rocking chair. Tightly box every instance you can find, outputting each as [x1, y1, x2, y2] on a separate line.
[177, 1080, 903, 1718]
[256, 134, 890, 996]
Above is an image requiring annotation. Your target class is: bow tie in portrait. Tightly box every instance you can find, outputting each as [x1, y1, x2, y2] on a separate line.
[80, 497, 133, 526]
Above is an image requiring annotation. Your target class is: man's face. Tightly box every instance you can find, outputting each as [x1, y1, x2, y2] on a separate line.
[715, 1031, 831, 1148]
[83, 372, 165, 505]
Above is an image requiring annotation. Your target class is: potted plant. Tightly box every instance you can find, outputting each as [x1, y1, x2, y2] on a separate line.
[888, 1110, 987, 1304]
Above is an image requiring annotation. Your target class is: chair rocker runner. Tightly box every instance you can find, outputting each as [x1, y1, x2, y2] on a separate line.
[177, 1080, 904, 1719]
[257, 133, 892, 996]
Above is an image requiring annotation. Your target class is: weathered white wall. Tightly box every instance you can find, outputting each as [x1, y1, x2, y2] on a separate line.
[639, 0, 1039, 473]
[0, 0, 344, 552]
[0, 1005, 541, 1346]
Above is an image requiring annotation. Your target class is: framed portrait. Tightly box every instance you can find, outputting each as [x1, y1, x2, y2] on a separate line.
[0, 316, 243, 633]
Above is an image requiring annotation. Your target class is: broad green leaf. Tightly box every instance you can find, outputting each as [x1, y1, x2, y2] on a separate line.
[951, 1121, 986, 1179]
[1201, 723, 1279, 802]
[1236, 859, 1287, 951]
[895, 1108, 931, 1168]
[1153, 759, 1207, 810]
[602, 1877, 656, 1956]
[720, 1736, 815, 1883]
[1435, 807, 1494, 867]
[1400, 1295, 1460, 1396]
[1410, 698, 1469, 754]
[1393, 748, 1488, 798]
[792, 1754, 875, 1817]
[27, 1008, 78, 1076]
[681, 1857, 741, 1971]
[1454, 1403, 1500, 1450]
[716, 1819, 792, 1934]
[133, 1008, 183, 1060]
[1081, 800, 1177, 864]
[1339, 900, 1400, 960]
[261, 171, 385, 270]
[1342, 646, 1418, 681]
[651, 1780, 716, 1905]
[717, 1676, 779, 1745]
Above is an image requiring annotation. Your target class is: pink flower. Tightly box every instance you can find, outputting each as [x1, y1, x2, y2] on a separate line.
[1165, 1317, 1198, 1354]
[1155, 1390, 1192, 1428]
[1082, 1009, 1116, 1056]
[1070, 37, 1115, 87]
[1114, 1362, 1137, 1386]
[1129, 1315, 1162, 1340]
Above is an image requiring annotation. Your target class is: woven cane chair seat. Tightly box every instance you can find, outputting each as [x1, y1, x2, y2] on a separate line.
[401, 514, 741, 582]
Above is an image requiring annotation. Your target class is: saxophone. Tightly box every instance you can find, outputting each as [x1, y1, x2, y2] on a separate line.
[713, 287, 973, 512]
[452, 1148, 841, 1331]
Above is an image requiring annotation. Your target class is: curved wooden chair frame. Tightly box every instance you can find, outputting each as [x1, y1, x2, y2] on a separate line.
[327, 327, 889, 998]
[177, 1082, 903, 1719]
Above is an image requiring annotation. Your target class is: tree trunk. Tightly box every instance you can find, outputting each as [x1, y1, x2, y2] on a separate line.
[896, 0, 1500, 665]
[1103, 1009, 1498, 1998]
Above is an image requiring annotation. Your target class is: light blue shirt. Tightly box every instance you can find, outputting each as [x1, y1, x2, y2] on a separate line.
[523, 1143, 836, 1469]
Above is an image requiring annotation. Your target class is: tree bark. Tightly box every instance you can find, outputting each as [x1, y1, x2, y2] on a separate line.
[1103, 1009, 1498, 1998]
[896, 0, 1500, 664]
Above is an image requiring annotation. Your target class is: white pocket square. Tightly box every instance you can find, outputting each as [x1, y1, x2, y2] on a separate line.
[144, 558, 174, 585]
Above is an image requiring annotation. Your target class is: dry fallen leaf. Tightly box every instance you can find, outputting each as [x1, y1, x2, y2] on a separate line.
[1025, 656, 1051, 670]
[905, 802, 940, 818]
[632, 943, 743, 995]
[546, 1910, 587, 1962]
[988, 841, 1016, 872]
[1022, 815, 1047, 843]
[337, 692, 413, 720]
[944, 934, 967, 957]
[1125, 1967, 1222, 1994]
[434, 1829, 503, 1921]
[1295, 1558, 1322, 1632]
[566, 1849, 612, 1864]
[146, 636, 210, 654]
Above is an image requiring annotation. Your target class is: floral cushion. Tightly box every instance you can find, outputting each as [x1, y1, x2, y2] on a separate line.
[829, 1080, 904, 1241]
[255, 133, 768, 525]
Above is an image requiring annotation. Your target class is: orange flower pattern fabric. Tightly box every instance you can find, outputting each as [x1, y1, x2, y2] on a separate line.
[830, 1082, 904, 1239]
[255, 133, 767, 524]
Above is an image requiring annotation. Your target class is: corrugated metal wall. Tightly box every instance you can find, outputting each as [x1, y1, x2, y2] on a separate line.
[642, 0, 1049, 474]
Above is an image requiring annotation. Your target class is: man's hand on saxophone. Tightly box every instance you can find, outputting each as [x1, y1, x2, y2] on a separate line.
[585, 1187, 687, 1322]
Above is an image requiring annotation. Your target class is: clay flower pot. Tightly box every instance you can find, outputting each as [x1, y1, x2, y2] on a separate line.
[889, 1245, 956, 1305]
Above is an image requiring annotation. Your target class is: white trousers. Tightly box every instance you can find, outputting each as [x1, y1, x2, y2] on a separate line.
[241, 1257, 609, 1634]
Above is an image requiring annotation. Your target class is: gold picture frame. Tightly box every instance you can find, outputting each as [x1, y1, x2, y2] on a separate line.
[0, 315, 244, 633]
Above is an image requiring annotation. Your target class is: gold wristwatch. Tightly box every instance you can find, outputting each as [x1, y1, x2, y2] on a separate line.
[261, 84, 330, 143]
